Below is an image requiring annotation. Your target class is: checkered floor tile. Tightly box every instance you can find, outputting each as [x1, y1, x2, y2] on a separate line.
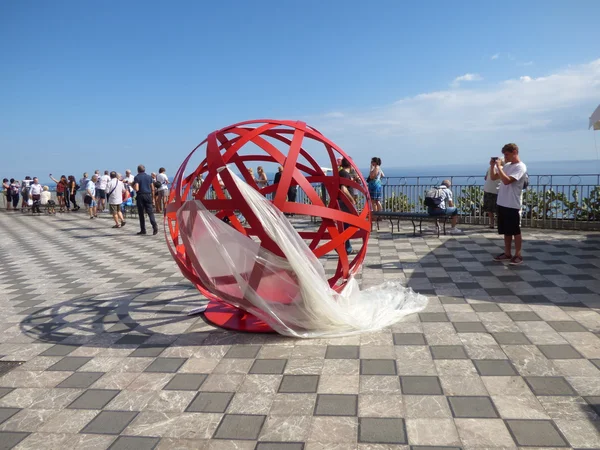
[0, 211, 599, 449]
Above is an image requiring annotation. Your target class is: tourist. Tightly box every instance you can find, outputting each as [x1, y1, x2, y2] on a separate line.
[29, 177, 43, 214]
[483, 158, 504, 228]
[338, 158, 357, 254]
[368, 157, 384, 212]
[273, 166, 297, 208]
[85, 174, 98, 219]
[49, 174, 68, 212]
[67, 175, 80, 211]
[425, 180, 462, 233]
[256, 166, 268, 189]
[8, 179, 20, 210]
[3, 178, 11, 210]
[192, 174, 203, 196]
[248, 168, 256, 183]
[124, 169, 135, 202]
[79, 172, 89, 208]
[156, 167, 170, 213]
[41, 185, 54, 214]
[21, 176, 32, 209]
[134, 164, 158, 235]
[106, 171, 126, 228]
[491, 143, 527, 265]
[96, 170, 110, 212]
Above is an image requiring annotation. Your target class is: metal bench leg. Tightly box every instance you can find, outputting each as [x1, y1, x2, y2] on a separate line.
[435, 218, 440, 238]
[410, 218, 417, 236]
[396, 219, 400, 234]
[443, 217, 447, 235]
[389, 219, 394, 233]
[419, 219, 423, 235]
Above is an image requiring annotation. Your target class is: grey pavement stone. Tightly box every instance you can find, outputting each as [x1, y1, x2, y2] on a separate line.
[186, 392, 234, 412]
[81, 410, 138, 434]
[448, 396, 498, 418]
[453, 322, 487, 333]
[57, 372, 104, 388]
[163, 373, 207, 390]
[314, 394, 357, 416]
[68, 389, 120, 409]
[224, 345, 262, 359]
[430, 346, 468, 360]
[325, 346, 360, 359]
[129, 344, 168, 358]
[393, 333, 426, 345]
[213, 414, 266, 440]
[492, 332, 531, 345]
[537, 344, 583, 359]
[473, 359, 517, 376]
[0, 389, 13, 400]
[0, 408, 21, 425]
[249, 359, 287, 375]
[47, 356, 93, 371]
[255, 444, 304, 450]
[279, 375, 319, 393]
[400, 376, 443, 395]
[360, 359, 397, 375]
[40, 344, 79, 357]
[507, 311, 543, 321]
[547, 321, 588, 332]
[0, 431, 29, 449]
[505, 419, 569, 447]
[525, 376, 577, 396]
[108, 436, 160, 450]
[143, 357, 186, 373]
[419, 313, 449, 322]
[358, 417, 406, 444]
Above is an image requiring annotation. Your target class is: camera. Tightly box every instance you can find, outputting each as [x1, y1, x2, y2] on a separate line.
[491, 157, 499, 161]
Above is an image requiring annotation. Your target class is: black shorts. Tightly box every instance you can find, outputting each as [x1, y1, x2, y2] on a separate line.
[497, 205, 521, 236]
[483, 192, 498, 213]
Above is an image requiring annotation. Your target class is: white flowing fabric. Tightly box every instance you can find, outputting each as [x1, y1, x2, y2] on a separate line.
[177, 169, 427, 338]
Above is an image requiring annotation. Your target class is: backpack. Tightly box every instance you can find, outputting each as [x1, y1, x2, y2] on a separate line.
[522, 173, 529, 190]
[424, 186, 444, 208]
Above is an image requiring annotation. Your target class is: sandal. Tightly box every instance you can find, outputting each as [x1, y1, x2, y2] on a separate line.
[493, 253, 512, 262]
[510, 256, 524, 266]
[112, 224, 121, 228]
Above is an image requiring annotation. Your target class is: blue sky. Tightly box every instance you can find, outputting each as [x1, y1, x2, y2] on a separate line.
[1, 0, 599, 180]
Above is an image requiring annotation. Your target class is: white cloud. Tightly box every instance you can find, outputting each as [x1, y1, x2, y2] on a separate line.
[491, 53, 500, 60]
[451, 73, 483, 87]
[307, 59, 600, 165]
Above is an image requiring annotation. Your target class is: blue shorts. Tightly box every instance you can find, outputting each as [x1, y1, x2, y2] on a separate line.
[368, 182, 383, 201]
[96, 189, 106, 199]
[90, 200, 97, 207]
[428, 206, 458, 216]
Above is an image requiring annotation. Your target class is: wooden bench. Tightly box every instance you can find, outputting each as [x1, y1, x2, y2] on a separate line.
[372, 211, 449, 237]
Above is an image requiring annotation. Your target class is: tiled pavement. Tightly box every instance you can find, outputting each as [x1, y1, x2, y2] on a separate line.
[0, 211, 599, 449]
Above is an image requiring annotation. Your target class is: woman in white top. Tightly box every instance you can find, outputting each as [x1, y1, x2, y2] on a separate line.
[483, 158, 504, 228]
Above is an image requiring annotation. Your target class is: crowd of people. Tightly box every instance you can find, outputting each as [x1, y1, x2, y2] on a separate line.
[2, 165, 170, 235]
[3, 144, 527, 262]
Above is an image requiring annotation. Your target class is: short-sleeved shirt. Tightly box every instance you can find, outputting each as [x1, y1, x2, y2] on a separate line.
[156, 173, 169, 191]
[86, 180, 96, 197]
[484, 168, 501, 194]
[79, 177, 88, 191]
[497, 162, 527, 210]
[99, 174, 110, 190]
[434, 185, 453, 210]
[134, 172, 154, 194]
[106, 179, 124, 205]
[30, 183, 43, 196]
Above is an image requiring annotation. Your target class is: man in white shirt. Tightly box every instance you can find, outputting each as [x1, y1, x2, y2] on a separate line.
[155, 167, 169, 213]
[96, 170, 110, 212]
[29, 177, 43, 214]
[106, 171, 126, 228]
[490, 143, 527, 265]
[86, 175, 98, 219]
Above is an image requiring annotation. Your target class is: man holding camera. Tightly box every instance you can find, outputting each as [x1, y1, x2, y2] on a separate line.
[490, 143, 527, 265]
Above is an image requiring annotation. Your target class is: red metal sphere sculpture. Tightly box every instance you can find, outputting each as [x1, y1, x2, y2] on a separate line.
[165, 119, 371, 332]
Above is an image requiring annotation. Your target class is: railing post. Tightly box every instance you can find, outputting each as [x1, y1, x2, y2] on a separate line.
[542, 186, 547, 229]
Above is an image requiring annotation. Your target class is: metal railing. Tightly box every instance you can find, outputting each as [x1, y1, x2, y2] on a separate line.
[293, 174, 600, 231]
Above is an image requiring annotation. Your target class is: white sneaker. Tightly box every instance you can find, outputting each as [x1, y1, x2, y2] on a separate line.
[448, 227, 463, 234]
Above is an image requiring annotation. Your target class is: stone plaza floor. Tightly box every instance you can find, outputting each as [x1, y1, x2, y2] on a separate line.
[0, 211, 599, 449]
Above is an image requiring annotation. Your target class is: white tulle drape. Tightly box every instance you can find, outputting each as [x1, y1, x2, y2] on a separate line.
[177, 168, 427, 338]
